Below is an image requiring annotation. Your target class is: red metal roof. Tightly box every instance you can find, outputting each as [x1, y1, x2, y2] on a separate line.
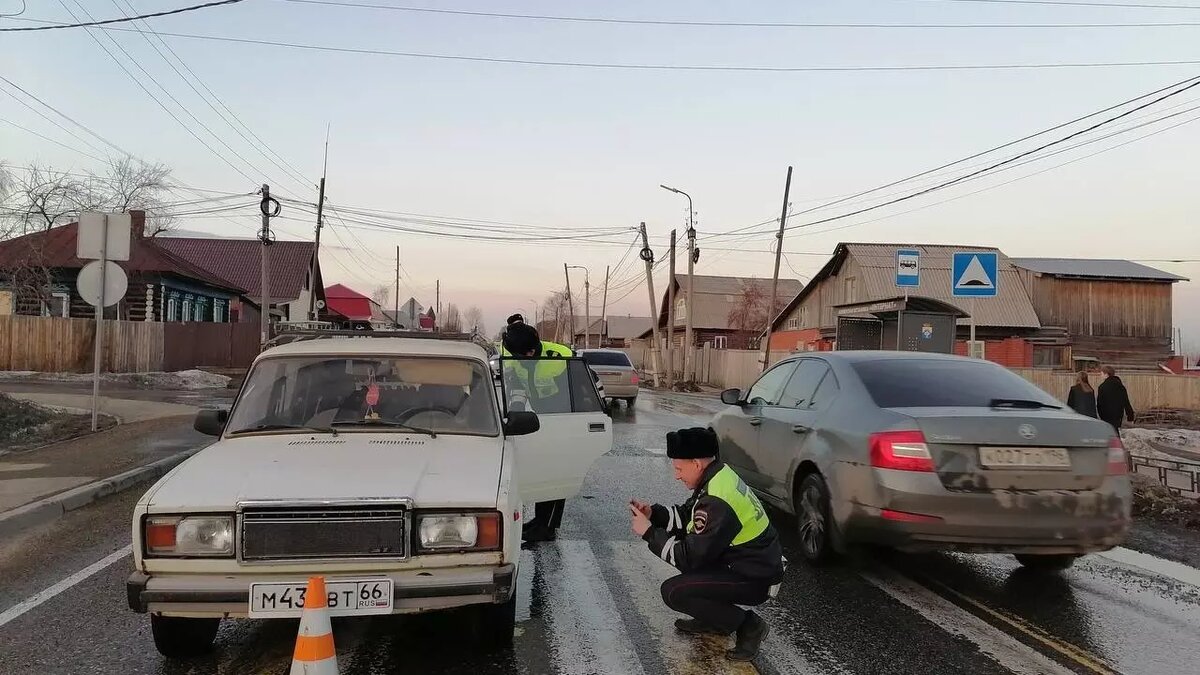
[324, 283, 373, 321]
[156, 238, 315, 304]
[0, 221, 244, 293]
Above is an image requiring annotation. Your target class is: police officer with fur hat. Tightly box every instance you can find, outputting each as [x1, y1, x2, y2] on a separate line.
[630, 427, 784, 662]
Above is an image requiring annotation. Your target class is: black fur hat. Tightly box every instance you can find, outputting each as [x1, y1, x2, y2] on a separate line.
[506, 313, 525, 325]
[502, 322, 541, 355]
[666, 427, 719, 460]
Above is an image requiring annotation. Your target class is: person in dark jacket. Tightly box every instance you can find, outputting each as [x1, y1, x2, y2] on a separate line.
[1067, 371, 1097, 418]
[1096, 365, 1135, 432]
[630, 427, 784, 662]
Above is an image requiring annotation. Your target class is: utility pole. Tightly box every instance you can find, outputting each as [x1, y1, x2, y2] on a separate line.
[584, 273, 591, 349]
[258, 184, 277, 347]
[666, 229, 677, 388]
[639, 222, 664, 387]
[435, 279, 440, 331]
[600, 265, 610, 346]
[308, 131, 329, 320]
[762, 166, 793, 372]
[685, 211, 696, 383]
[394, 246, 400, 330]
[564, 263, 575, 345]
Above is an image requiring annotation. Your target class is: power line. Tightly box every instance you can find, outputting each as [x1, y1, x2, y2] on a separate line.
[30, 23, 1200, 72]
[0, 74, 133, 158]
[0, 115, 109, 163]
[927, 0, 1200, 9]
[0, 0, 245, 32]
[279, 0, 1200, 27]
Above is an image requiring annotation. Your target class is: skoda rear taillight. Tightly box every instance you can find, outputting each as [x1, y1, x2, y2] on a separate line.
[1107, 436, 1129, 475]
[869, 430, 935, 472]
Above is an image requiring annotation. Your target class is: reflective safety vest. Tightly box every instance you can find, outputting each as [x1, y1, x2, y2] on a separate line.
[687, 465, 770, 546]
[500, 340, 573, 398]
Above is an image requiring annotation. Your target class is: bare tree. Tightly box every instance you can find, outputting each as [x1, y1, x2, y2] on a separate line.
[540, 290, 570, 341]
[463, 306, 485, 336]
[0, 158, 175, 239]
[442, 303, 463, 332]
[371, 285, 391, 310]
[727, 280, 768, 350]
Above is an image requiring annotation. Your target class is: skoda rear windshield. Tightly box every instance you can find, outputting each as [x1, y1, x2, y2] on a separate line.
[227, 356, 499, 436]
[580, 351, 633, 367]
[851, 358, 1060, 409]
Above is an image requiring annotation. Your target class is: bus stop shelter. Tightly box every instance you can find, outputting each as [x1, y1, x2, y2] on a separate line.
[833, 296, 968, 354]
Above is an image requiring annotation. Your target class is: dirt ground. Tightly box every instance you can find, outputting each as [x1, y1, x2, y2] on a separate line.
[0, 394, 116, 454]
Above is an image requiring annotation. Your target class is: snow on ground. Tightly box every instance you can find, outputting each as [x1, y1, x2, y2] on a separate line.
[1123, 427, 1200, 463]
[0, 370, 231, 390]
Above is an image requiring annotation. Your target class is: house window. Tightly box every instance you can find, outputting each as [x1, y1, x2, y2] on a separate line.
[193, 297, 208, 322]
[800, 305, 809, 328]
[1033, 346, 1066, 368]
[786, 316, 799, 330]
[213, 300, 225, 323]
[843, 276, 857, 303]
[181, 296, 194, 323]
[41, 292, 70, 318]
[712, 335, 728, 350]
[674, 297, 686, 325]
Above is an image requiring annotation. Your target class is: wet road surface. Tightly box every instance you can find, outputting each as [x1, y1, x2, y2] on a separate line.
[1, 390, 1197, 674]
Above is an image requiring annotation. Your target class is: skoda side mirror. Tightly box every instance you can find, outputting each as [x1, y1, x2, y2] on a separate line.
[194, 408, 229, 437]
[503, 411, 540, 437]
[720, 389, 743, 406]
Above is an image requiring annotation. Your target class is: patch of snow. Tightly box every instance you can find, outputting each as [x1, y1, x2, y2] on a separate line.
[0, 370, 231, 390]
[1123, 427, 1200, 462]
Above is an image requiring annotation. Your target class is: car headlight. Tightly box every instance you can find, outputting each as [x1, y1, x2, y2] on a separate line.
[144, 515, 234, 557]
[417, 512, 501, 552]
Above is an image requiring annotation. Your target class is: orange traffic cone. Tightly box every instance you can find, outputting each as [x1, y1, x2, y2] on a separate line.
[290, 576, 338, 674]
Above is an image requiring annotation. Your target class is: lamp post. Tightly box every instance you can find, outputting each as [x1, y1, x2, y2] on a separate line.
[566, 265, 591, 349]
[660, 184, 696, 383]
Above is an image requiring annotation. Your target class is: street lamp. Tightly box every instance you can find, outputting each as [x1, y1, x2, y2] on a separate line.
[566, 265, 591, 349]
[660, 184, 697, 383]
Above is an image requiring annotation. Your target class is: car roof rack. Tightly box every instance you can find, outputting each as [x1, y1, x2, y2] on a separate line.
[264, 329, 495, 353]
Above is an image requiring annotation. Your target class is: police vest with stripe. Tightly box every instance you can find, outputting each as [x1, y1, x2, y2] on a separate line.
[500, 340, 572, 398]
[687, 465, 770, 546]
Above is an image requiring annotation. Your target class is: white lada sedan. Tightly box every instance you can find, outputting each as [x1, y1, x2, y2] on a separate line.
[127, 334, 612, 658]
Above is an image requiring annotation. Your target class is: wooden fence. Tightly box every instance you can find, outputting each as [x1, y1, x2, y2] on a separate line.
[620, 344, 1200, 410]
[0, 316, 258, 373]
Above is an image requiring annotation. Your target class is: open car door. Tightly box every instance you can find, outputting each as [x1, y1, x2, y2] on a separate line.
[500, 356, 613, 503]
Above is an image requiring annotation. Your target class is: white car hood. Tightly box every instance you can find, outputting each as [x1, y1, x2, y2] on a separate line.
[146, 433, 503, 511]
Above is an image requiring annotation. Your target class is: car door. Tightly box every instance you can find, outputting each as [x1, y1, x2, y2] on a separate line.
[720, 360, 798, 492]
[757, 359, 834, 501]
[500, 357, 613, 503]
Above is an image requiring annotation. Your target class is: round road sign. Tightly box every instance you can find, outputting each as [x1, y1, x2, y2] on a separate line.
[76, 260, 129, 308]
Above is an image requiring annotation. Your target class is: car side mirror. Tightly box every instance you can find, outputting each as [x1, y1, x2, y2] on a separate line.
[194, 408, 228, 437]
[503, 411, 540, 437]
[721, 389, 743, 406]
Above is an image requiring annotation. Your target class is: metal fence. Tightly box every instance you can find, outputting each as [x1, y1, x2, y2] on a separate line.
[1130, 454, 1200, 498]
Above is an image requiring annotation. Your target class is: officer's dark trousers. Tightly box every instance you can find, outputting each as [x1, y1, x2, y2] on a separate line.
[661, 570, 770, 634]
[526, 499, 565, 532]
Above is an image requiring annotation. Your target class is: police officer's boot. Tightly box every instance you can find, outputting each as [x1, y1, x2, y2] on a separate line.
[726, 611, 769, 662]
[674, 619, 730, 636]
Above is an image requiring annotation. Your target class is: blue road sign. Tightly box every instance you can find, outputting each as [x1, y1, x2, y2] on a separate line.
[896, 249, 920, 288]
[952, 251, 998, 298]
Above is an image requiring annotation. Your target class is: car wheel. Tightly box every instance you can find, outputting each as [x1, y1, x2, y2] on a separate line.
[150, 615, 220, 658]
[795, 473, 835, 565]
[1014, 554, 1078, 572]
[624, 397, 637, 408]
[472, 593, 517, 649]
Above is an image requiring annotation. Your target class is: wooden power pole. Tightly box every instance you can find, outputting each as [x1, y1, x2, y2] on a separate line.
[394, 246, 400, 330]
[762, 166, 793, 372]
[564, 263, 575, 345]
[666, 229, 677, 388]
[600, 264, 610, 346]
[639, 222, 664, 387]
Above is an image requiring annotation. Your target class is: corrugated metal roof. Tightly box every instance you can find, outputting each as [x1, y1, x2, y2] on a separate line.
[1010, 257, 1189, 282]
[664, 275, 804, 330]
[157, 238, 315, 303]
[607, 316, 653, 339]
[846, 243, 1041, 329]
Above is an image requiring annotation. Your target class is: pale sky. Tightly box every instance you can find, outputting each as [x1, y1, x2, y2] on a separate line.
[3, 0, 1199, 349]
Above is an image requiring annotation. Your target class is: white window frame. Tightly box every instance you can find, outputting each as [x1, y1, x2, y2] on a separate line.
[786, 316, 799, 330]
[41, 292, 70, 318]
[167, 295, 179, 322]
[193, 298, 206, 322]
[712, 335, 728, 350]
[181, 298, 193, 323]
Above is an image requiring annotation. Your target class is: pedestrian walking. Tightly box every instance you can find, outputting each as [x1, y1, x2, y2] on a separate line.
[630, 427, 784, 661]
[1066, 371, 1097, 418]
[1096, 365, 1136, 433]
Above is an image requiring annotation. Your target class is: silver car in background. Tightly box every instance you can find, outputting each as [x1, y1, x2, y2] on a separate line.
[578, 349, 640, 408]
[711, 351, 1131, 572]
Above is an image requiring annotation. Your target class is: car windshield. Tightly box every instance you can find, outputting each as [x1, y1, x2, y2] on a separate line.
[851, 358, 1061, 409]
[226, 355, 499, 437]
[580, 351, 633, 367]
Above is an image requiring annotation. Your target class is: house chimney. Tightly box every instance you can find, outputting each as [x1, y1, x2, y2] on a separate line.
[130, 209, 146, 239]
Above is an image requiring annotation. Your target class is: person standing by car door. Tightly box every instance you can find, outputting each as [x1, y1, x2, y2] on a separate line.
[1096, 365, 1135, 433]
[630, 428, 784, 662]
[501, 319, 573, 542]
[1066, 371, 1097, 418]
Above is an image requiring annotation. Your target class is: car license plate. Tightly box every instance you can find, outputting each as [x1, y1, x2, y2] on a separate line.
[248, 579, 393, 618]
[979, 447, 1070, 469]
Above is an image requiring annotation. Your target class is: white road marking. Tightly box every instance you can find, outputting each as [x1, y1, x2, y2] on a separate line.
[861, 567, 1075, 675]
[1097, 547, 1200, 588]
[0, 545, 131, 628]
[543, 540, 647, 675]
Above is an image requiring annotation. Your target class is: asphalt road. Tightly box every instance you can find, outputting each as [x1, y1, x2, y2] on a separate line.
[1, 390, 1197, 674]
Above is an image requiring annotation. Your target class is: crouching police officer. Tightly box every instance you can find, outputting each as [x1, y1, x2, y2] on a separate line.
[630, 427, 784, 662]
[500, 318, 572, 542]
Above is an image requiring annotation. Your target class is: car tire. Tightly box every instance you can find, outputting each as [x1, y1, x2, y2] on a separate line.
[624, 397, 637, 409]
[795, 473, 836, 566]
[472, 593, 517, 649]
[150, 615, 220, 658]
[1014, 554, 1078, 572]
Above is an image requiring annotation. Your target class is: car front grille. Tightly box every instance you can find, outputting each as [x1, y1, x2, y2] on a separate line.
[240, 505, 407, 561]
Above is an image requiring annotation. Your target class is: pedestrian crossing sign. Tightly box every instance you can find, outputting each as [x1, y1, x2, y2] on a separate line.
[952, 252, 998, 297]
